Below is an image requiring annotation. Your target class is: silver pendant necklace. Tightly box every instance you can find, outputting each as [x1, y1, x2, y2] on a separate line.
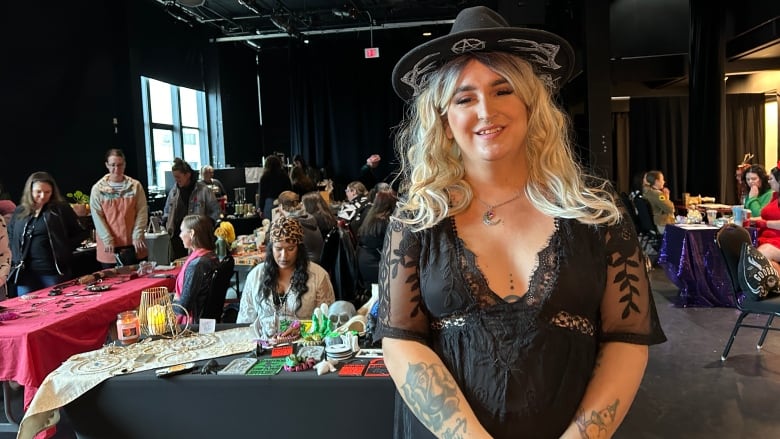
[476, 192, 522, 226]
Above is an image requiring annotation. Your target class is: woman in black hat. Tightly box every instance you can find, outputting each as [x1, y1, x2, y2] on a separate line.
[374, 6, 666, 439]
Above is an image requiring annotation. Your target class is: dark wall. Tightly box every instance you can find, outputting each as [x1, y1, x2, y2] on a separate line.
[610, 0, 690, 58]
[0, 0, 216, 201]
[0, 1, 128, 202]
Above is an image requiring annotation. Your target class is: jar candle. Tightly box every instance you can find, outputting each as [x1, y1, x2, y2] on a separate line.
[116, 310, 140, 344]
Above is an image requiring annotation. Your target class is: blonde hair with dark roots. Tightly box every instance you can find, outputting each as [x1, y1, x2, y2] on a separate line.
[393, 51, 621, 231]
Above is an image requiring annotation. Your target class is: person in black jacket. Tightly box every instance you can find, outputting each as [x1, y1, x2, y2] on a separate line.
[258, 155, 292, 221]
[8, 171, 88, 296]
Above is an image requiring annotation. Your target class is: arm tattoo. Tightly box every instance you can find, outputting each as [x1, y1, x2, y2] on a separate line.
[402, 362, 468, 437]
[575, 400, 619, 439]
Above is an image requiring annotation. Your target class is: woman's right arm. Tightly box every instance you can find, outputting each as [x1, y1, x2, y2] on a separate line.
[383, 338, 491, 439]
[236, 265, 262, 324]
[377, 220, 491, 439]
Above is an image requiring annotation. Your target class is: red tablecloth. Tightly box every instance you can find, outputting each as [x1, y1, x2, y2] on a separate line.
[0, 272, 177, 408]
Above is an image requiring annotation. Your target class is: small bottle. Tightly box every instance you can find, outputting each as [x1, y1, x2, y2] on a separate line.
[116, 310, 140, 345]
[216, 236, 228, 260]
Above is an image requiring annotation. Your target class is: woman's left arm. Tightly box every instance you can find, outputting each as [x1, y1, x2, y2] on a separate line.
[559, 343, 648, 439]
[561, 218, 666, 438]
[59, 203, 89, 249]
[132, 181, 148, 248]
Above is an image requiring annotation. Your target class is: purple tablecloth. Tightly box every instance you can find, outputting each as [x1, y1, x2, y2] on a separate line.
[658, 224, 757, 307]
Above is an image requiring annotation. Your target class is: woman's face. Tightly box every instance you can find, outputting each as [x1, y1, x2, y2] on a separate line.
[272, 240, 298, 270]
[652, 174, 665, 190]
[769, 173, 780, 193]
[445, 59, 529, 167]
[179, 224, 194, 249]
[106, 155, 126, 182]
[31, 182, 53, 208]
[173, 170, 191, 188]
[745, 172, 761, 188]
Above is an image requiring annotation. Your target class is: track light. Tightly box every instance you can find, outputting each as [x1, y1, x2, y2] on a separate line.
[165, 2, 197, 27]
[332, 7, 358, 19]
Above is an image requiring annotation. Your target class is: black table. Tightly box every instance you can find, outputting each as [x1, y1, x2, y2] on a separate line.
[62, 353, 396, 439]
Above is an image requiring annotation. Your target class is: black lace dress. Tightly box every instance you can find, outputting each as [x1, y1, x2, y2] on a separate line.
[375, 215, 666, 439]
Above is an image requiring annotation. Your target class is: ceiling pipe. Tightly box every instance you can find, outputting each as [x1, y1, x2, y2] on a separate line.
[211, 19, 454, 42]
[237, 0, 262, 15]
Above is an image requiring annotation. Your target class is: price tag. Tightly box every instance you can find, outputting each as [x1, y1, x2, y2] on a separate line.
[199, 318, 215, 334]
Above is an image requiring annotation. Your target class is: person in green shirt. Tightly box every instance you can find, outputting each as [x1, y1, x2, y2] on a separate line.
[743, 164, 773, 217]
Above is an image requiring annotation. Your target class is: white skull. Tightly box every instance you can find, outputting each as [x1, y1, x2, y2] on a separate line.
[328, 301, 356, 327]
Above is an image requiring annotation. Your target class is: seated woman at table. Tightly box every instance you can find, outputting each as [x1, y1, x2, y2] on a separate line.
[643, 170, 675, 233]
[743, 164, 773, 217]
[753, 165, 780, 272]
[8, 171, 88, 296]
[237, 216, 335, 341]
[301, 191, 337, 239]
[173, 214, 219, 324]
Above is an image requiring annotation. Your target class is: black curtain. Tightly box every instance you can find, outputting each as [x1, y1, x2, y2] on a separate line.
[287, 37, 406, 189]
[628, 97, 690, 200]
[688, 0, 725, 201]
[722, 94, 766, 204]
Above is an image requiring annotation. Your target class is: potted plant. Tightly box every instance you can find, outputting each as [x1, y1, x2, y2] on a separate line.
[66, 190, 90, 216]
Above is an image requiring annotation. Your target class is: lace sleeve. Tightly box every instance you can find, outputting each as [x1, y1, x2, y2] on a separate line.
[600, 217, 667, 345]
[373, 218, 430, 345]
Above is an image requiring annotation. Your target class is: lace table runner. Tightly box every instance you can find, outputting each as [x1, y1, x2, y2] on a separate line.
[18, 327, 256, 439]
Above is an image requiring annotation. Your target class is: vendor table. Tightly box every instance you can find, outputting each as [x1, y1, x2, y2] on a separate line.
[658, 224, 757, 307]
[62, 353, 396, 439]
[0, 271, 177, 429]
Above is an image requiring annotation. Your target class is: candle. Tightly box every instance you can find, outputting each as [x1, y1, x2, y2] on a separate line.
[116, 310, 140, 344]
[146, 305, 167, 335]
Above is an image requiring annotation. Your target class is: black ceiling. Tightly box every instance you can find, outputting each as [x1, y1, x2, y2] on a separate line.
[153, 0, 780, 96]
[159, 0, 499, 39]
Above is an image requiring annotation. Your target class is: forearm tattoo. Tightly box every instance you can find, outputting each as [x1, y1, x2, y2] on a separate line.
[574, 400, 619, 439]
[402, 362, 468, 438]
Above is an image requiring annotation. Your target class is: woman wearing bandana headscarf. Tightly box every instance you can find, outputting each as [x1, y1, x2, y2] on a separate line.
[375, 6, 665, 439]
[237, 216, 335, 340]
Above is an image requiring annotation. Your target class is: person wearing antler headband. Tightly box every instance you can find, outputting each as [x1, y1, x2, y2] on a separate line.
[374, 6, 666, 439]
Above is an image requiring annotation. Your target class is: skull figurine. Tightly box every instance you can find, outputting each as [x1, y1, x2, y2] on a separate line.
[327, 300, 356, 327]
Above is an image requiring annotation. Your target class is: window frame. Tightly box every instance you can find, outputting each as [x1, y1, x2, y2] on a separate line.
[140, 76, 210, 190]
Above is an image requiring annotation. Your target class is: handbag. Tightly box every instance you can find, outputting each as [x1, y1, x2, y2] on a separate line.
[737, 242, 780, 300]
[114, 245, 138, 267]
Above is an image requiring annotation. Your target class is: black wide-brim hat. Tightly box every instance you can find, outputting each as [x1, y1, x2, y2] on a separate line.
[392, 6, 575, 101]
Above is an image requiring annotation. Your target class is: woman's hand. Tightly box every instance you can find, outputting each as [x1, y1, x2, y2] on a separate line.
[749, 183, 760, 198]
[661, 187, 670, 197]
[134, 235, 147, 252]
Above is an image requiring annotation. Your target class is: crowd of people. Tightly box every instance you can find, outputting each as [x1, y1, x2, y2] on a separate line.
[0, 146, 394, 325]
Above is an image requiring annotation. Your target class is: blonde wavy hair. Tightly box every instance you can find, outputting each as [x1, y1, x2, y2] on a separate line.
[393, 51, 621, 231]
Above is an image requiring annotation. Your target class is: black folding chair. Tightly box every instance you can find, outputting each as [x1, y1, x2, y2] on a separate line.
[715, 224, 780, 360]
[632, 195, 663, 265]
[200, 255, 235, 323]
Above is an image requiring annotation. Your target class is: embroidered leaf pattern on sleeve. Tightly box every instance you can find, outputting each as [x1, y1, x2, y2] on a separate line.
[605, 222, 643, 319]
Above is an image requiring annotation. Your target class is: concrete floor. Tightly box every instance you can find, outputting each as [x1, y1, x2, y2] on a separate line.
[4, 268, 780, 438]
[617, 269, 780, 439]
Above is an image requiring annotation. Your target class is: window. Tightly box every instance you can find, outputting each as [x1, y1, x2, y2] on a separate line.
[140, 77, 210, 191]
